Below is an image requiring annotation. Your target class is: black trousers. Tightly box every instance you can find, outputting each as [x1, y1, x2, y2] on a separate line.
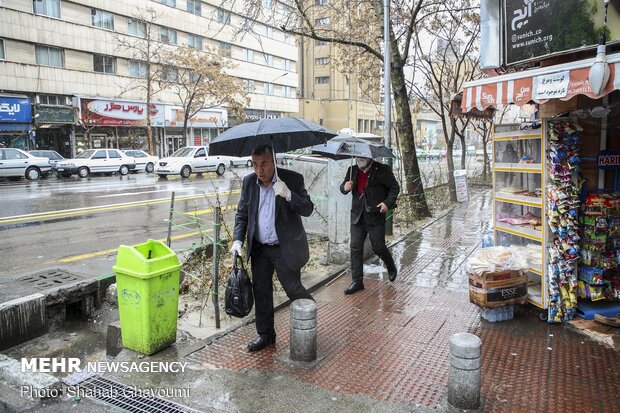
[350, 215, 396, 282]
[250, 242, 313, 337]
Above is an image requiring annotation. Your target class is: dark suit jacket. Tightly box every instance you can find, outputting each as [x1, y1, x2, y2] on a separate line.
[339, 162, 400, 226]
[234, 168, 314, 271]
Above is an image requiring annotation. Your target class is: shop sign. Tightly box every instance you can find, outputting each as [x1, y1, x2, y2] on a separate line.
[165, 106, 227, 128]
[0, 96, 31, 123]
[504, 0, 620, 66]
[34, 105, 75, 124]
[245, 109, 283, 122]
[80, 98, 164, 127]
[597, 150, 620, 169]
[454, 169, 469, 202]
[533, 71, 569, 100]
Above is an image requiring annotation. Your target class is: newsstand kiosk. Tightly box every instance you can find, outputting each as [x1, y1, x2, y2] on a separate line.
[461, 60, 620, 322]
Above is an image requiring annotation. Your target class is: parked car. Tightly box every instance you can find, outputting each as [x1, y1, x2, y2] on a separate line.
[56, 149, 136, 178]
[155, 146, 228, 178]
[0, 148, 51, 181]
[29, 150, 65, 173]
[228, 155, 253, 168]
[122, 150, 159, 173]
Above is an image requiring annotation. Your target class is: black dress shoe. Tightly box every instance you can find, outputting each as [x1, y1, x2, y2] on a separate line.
[388, 268, 397, 282]
[344, 281, 365, 295]
[247, 334, 276, 352]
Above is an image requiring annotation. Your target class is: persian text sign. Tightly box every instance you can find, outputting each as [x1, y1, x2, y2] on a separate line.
[0, 96, 31, 123]
[81, 98, 164, 127]
[534, 71, 569, 100]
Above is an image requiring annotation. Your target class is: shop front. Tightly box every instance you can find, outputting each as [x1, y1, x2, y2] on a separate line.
[32, 104, 75, 158]
[461, 55, 620, 323]
[74, 96, 164, 154]
[0, 95, 32, 150]
[163, 106, 227, 156]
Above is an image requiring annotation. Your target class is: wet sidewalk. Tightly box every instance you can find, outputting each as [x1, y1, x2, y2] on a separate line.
[178, 190, 619, 412]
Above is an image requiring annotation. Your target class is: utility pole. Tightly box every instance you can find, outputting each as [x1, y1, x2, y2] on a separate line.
[383, 0, 393, 236]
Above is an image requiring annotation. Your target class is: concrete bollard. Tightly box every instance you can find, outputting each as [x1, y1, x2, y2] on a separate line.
[290, 299, 317, 362]
[448, 332, 482, 410]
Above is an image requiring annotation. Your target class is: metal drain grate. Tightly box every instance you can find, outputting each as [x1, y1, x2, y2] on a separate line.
[21, 269, 80, 289]
[73, 375, 201, 413]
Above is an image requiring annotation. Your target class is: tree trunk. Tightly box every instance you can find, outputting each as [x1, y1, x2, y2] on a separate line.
[460, 134, 466, 170]
[390, 50, 431, 218]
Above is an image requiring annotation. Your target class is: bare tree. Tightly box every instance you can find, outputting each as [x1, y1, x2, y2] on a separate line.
[163, 46, 250, 141]
[114, 6, 167, 155]
[217, 0, 442, 218]
[409, 0, 480, 202]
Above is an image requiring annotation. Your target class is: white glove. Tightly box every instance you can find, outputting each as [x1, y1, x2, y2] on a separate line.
[274, 180, 291, 202]
[230, 240, 242, 257]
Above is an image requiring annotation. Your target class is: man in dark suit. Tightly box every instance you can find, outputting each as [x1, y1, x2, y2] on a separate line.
[231, 145, 314, 352]
[340, 157, 399, 294]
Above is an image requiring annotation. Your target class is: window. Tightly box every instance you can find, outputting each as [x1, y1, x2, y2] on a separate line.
[0, 39, 4, 60]
[158, 0, 176, 6]
[93, 54, 116, 74]
[243, 79, 255, 93]
[189, 71, 200, 82]
[160, 27, 177, 45]
[4, 149, 27, 160]
[262, 0, 273, 8]
[33, 0, 60, 18]
[218, 41, 232, 56]
[243, 48, 254, 62]
[315, 17, 329, 26]
[91, 9, 114, 30]
[315, 39, 328, 46]
[129, 60, 147, 78]
[264, 54, 274, 66]
[315, 76, 329, 84]
[38, 95, 66, 105]
[282, 86, 292, 98]
[264, 83, 274, 95]
[265, 26, 273, 38]
[315, 0, 329, 4]
[187, 34, 203, 50]
[35, 45, 64, 67]
[162, 66, 178, 82]
[108, 150, 122, 158]
[93, 150, 107, 159]
[128, 18, 146, 38]
[217, 8, 231, 25]
[282, 58, 292, 71]
[195, 148, 206, 157]
[187, 0, 201, 15]
[315, 57, 330, 65]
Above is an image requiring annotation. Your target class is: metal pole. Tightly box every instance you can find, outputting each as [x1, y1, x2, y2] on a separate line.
[264, 72, 288, 120]
[212, 206, 221, 329]
[383, 0, 393, 236]
[166, 191, 175, 248]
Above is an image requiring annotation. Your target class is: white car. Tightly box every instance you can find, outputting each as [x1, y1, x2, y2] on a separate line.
[122, 150, 159, 173]
[228, 156, 253, 168]
[56, 149, 136, 178]
[0, 148, 51, 181]
[155, 146, 228, 178]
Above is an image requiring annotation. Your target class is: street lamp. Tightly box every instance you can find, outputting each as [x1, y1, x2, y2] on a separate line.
[264, 72, 288, 119]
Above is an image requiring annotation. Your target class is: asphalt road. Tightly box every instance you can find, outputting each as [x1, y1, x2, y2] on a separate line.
[0, 169, 252, 276]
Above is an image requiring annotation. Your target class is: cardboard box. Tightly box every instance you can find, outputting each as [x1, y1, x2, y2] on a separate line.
[469, 272, 528, 309]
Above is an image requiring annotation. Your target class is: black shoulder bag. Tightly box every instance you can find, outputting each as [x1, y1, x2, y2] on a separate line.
[225, 254, 254, 318]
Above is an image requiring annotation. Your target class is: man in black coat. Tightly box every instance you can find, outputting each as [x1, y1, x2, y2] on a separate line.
[231, 145, 314, 352]
[340, 157, 400, 294]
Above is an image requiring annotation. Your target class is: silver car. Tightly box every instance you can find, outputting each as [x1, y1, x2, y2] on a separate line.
[0, 148, 51, 181]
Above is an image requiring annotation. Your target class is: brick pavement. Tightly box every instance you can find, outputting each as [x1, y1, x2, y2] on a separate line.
[188, 191, 620, 412]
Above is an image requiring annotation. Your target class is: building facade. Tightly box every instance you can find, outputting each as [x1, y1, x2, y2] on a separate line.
[0, 0, 299, 156]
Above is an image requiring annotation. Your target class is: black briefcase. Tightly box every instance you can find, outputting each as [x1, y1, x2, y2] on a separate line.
[225, 254, 254, 318]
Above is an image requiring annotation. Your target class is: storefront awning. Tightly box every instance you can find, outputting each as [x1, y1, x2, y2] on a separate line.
[461, 53, 620, 114]
[0, 123, 31, 132]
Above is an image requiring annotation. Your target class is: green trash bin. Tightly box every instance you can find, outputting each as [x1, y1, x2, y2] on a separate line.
[112, 239, 182, 355]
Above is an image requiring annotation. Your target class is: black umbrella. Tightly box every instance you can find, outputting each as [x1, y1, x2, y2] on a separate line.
[311, 135, 395, 160]
[208, 117, 336, 157]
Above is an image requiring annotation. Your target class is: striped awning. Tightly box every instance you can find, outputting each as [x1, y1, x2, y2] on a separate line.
[461, 53, 620, 114]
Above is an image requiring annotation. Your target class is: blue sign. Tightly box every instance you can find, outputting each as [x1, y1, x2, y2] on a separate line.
[0, 96, 32, 123]
[598, 151, 620, 170]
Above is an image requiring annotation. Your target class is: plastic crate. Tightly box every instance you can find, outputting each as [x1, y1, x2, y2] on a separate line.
[480, 305, 514, 322]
